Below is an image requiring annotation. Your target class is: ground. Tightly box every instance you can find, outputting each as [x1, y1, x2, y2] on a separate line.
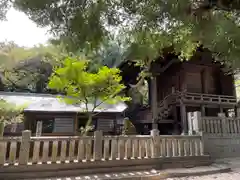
[167, 172, 240, 180]
[36, 158, 240, 180]
[167, 158, 240, 180]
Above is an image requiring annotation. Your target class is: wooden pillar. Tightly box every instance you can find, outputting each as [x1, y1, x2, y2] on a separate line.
[172, 106, 178, 122]
[235, 106, 238, 117]
[201, 105, 205, 116]
[151, 76, 158, 130]
[23, 114, 30, 130]
[74, 113, 78, 134]
[220, 106, 223, 113]
[148, 78, 152, 105]
[180, 100, 187, 134]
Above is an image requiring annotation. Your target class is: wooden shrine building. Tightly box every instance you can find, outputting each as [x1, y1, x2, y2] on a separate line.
[119, 46, 238, 134]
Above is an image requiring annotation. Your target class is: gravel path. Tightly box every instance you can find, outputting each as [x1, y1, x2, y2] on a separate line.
[166, 171, 240, 180]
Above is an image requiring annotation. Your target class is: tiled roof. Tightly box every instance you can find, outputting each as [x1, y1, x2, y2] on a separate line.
[0, 92, 127, 113]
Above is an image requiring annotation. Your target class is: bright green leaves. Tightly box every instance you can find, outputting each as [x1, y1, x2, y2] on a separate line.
[48, 57, 129, 134]
[48, 57, 130, 112]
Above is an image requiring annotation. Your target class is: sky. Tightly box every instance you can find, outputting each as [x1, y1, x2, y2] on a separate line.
[0, 8, 50, 47]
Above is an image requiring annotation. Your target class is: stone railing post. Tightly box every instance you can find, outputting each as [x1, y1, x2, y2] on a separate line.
[218, 113, 227, 134]
[19, 130, 31, 165]
[187, 112, 193, 135]
[36, 121, 42, 137]
[0, 136, 6, 165]
[199, 131, 205, 155]
[93, 130, 103, 161]
[150, 129, 159, 158]
[192, 111, 202, 134]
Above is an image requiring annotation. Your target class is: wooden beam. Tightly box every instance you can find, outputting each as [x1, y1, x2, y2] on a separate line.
[151, 76, 158, 129]
[74, 113, 78, 134]
[201, 105, 205, 116]
[220, 106, 223, 113]
[180, 100, 187, 134]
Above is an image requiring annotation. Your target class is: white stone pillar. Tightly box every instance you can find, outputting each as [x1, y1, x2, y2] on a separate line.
[192, 111, 202, 134]
[19, 130, 31, 165]
[218, 113, 226, 134]
[187, 112, 193, 135]
[36, 121, 42, 137]
[93, 130, 103, 161]
[150, 129, 159, 158]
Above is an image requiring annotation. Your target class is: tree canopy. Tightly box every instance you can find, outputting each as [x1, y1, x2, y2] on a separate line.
[11, 1, 240, 71]
[0, 41, 68, 92]
[0, 99, 24, 125]
[48, 57, 129, 134]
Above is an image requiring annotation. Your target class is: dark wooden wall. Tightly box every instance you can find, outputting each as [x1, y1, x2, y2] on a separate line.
[22, 111, 122, 136]
[182, 63, 235, 96]
[155, 60, 235, 102]
[156, 63, 182, 102]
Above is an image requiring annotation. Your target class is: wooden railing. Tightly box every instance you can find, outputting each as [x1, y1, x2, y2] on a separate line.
[202, 116, 240, 134]
[0, 130, 204, 166]
[184, 92, 237, 104]
[157, 91, 182, 119]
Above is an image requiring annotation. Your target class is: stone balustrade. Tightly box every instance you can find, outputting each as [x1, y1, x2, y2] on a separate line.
[0, 130, 204, 166]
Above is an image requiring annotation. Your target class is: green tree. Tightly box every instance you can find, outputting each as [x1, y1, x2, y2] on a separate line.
[122, 117, 137, 135]
[48, 57, 130, 135]
[12, 1, 240, 83]
[0, 41, 67, 92]
[0, 99, 24, 136]
[84, 40, 127, 72]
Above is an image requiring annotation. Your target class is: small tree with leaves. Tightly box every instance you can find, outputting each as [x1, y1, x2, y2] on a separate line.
[48, 57, 130, 135]
[0, 99, 24, 136]
[121, 117, 137, 135]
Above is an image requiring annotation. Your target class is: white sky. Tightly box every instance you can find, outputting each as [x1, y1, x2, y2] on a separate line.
[0, 8, 50, 47]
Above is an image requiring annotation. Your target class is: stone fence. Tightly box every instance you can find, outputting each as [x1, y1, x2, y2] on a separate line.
[188, 111, 240, 135]
[0, 130, 204, 166]
[188, 111, 240, 158]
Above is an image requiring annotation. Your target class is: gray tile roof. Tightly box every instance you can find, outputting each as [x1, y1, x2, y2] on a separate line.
[0, 92, 127, 113]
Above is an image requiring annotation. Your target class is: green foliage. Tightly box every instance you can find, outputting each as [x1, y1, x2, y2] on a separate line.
[86, 40, 127, 71]
[12, 0, 240, 85]
[122, 118, 137, 135]
[0, 99, 24, 125]
[48, 57, 130, 134]
[0, 41, 68, 92]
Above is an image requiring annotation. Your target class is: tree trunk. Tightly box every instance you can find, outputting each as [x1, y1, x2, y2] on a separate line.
[82, 113, 93, 136]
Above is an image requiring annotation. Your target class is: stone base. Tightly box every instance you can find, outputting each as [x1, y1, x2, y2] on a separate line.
[40, 164, 231, 180]
[0, 156, 212, 180]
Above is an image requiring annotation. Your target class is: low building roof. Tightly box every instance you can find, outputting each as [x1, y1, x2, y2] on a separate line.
[0, 92, 127, 113]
